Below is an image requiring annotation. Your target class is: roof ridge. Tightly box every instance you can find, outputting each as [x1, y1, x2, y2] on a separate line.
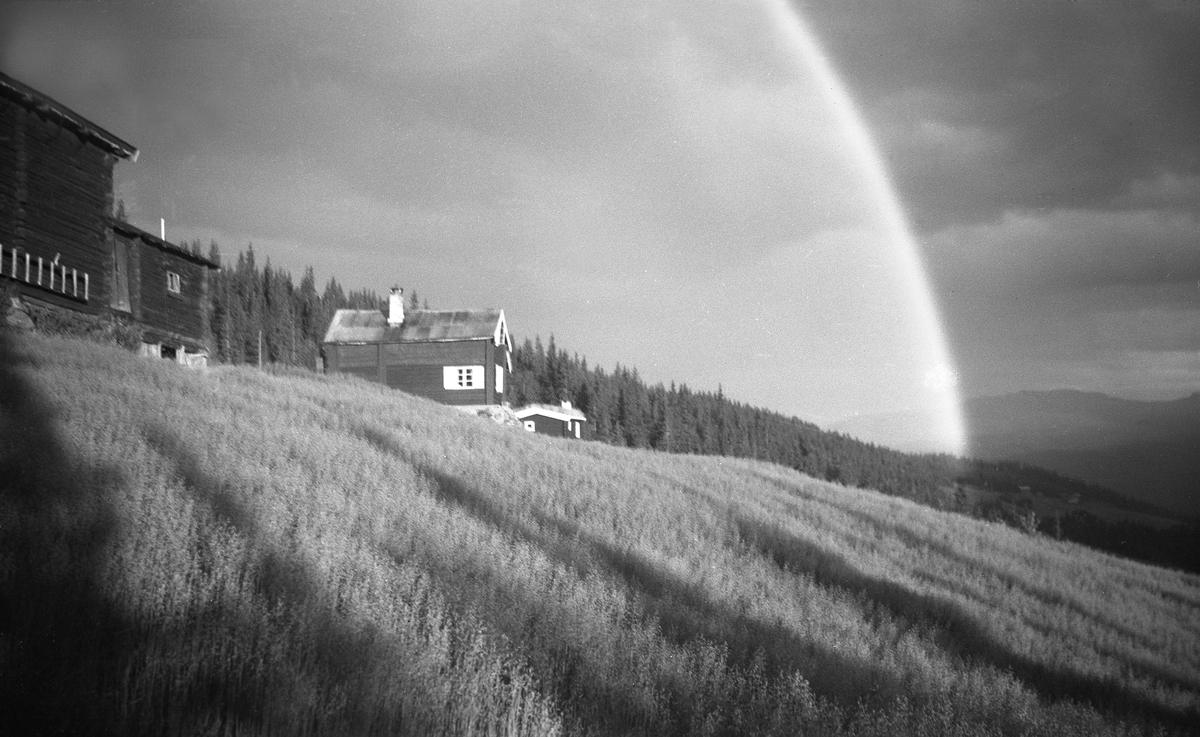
[0, 72, 139, 161]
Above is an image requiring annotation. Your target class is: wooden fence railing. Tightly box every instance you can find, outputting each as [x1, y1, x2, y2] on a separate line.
[1, 242, 89, 302]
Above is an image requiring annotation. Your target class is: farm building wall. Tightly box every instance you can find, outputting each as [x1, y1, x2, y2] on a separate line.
[326, 338, 509, 406]
[0, 101, 17, 249]
[132, 236, 211, 349]
[106, 224, 217, 354]
[522, 414, 587, 439]
[0, 95, 115, 315]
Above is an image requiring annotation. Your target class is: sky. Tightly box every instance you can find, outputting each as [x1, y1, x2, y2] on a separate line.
[3, 0, 1198, 454]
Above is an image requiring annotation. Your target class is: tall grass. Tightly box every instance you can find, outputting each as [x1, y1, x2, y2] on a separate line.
[2, 332, 1197, 736]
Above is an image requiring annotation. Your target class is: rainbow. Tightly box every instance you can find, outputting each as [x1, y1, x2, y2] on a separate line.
[765, 0, 967, 456]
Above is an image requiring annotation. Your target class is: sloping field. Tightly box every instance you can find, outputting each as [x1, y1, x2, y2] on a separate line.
[2, 333, 1199, 736]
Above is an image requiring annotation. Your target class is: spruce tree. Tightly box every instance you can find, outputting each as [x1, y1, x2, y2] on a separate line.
[207, 242, 229, 362]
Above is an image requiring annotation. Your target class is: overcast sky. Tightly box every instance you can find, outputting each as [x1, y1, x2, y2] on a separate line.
[3, 0, 1197, 453]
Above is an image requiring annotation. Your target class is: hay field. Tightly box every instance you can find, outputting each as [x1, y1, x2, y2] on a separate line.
[2, 333, 1197, 736]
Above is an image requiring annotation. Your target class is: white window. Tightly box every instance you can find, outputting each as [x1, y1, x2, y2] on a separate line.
[523, 420, 536, 432]
[443, 365, 483, 390]
[166, 271, 181, 294]
[495, 365, 505, 393]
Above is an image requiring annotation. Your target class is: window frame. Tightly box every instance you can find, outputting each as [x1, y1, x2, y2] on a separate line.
[166, 270, 182, 295]
[443, 365, 484, 390]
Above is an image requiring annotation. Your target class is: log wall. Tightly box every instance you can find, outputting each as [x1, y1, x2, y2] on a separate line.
[133, 237, 209, 345]
[0, 98, 114, 314]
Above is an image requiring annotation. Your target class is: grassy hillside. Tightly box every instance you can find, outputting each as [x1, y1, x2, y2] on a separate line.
[2, 332, 1199, 736]
[508, 337, 1200, 576]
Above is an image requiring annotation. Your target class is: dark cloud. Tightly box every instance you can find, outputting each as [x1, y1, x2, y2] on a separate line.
[927, 208, 1200, 399]
[795, 0, 1200, 404]
[802, 0, 1200, 229]
[927, 209, 1200, 296]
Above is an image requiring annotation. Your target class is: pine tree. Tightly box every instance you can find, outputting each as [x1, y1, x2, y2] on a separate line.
[238, 246, 265, 366]
[542, 335, 566, 403]
[295, 267, 322, 369]
[262, 260, 294, 364]
[207, 242, 230, 362]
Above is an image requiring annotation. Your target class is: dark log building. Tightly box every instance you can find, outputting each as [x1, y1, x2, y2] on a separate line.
[0, 72, 218, 363]
[110, 220, 218, 362]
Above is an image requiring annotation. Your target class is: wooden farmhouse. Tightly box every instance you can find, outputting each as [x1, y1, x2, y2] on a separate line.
[0, 72, 218, 364]
[516, 401, 589, 439]
[323, 288, 513, 408]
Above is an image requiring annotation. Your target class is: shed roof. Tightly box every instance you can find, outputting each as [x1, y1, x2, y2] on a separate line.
[112, 220, 220, 269]
[323, 308, 509, 347]
[515, 404, 588, 422]
[1, 72, 139, 161]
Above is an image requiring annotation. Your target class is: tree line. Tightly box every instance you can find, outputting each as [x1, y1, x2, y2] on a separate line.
[505, 334, 965, 508]
[197, 242, 419, 370]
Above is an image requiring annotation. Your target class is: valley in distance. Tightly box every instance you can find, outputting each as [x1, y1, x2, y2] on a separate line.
[835, 389, 1200, 523]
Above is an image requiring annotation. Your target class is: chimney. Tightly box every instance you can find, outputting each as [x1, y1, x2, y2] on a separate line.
[388, 286, 404, 326]
[561, 400, 572, 410]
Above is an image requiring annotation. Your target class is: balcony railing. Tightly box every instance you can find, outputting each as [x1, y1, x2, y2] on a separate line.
[1, 242, 89, 302]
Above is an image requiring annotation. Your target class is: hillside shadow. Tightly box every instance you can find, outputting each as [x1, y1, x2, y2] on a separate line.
[829, 498, 1200, 671]
[348, 423, 668, 733]
[141, 420, 474, 735]
[142, 425, 316, 611]
[1, 329, 483, 735]
[732, 512, 1200, 729]
[767, 468, 1200, 694]
[0, 329, 136, 736]
[749, 468, 1190, 655]
[351, 418, 1200, 731]
[0, 331, 321, 735]
[349, 420, 915, 734]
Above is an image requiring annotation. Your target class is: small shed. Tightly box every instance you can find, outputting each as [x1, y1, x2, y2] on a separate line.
[323, 288, 512, 408]
[516, 401, 588, 439]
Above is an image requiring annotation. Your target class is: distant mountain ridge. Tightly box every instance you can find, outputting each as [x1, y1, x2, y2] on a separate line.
[964, 389, 1200, 517]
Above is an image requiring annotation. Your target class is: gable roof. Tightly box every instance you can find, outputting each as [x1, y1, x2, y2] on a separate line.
[515, 404, 588, 422]
[323, 308, 510, 349]
[0, 72, 139, 161]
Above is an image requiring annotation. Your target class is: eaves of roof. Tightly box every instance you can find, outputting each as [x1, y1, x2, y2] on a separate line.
[514, 405, 588, 422]
[1, 72, 139, 161]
